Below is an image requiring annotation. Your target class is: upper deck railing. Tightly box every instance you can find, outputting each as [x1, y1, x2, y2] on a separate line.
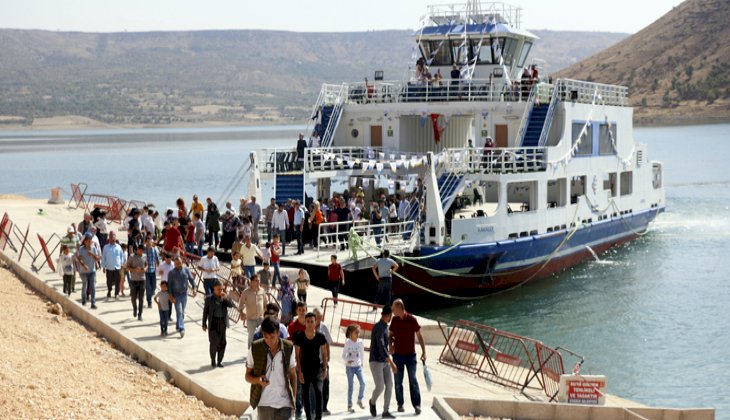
[557, 79, 629, 107]
[425, 2, 522, 28]
[442, 147, 547, 174]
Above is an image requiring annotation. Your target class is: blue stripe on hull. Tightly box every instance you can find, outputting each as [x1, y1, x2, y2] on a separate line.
[418, 207, 664, 276]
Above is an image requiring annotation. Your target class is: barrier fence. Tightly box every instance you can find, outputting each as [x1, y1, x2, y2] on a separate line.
[321, 297, 382, 350]
[0, 213, 15, 252]
[69, 182, 147, 225]
[437, 318, 583, 401]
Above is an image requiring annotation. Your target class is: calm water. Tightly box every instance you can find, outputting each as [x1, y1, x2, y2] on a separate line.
[1, 123, 729, 415]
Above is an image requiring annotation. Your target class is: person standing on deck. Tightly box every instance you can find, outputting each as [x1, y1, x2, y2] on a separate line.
[193, 213, 206, 256]
[265, 197, 277, 242]
[190, 195, 204, 218]
[205, 198, 221, 249]
[389, 299, 426, 415]
[144, 236, 160, 308]
[369, 304, 396, 418]
[101, 231, 124, 300]
[272, 204, 289, 257]
[296, 132, 308, 170]
[372, 250, 398, 307]
[167, 256, 196, 338]
[202, 280, 236, 368]
[248, 196, 262, 244]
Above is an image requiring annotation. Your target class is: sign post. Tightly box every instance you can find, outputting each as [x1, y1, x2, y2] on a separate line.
[558, 374, 607, 405]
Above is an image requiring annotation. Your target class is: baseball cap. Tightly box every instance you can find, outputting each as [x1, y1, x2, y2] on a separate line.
[67, 226, 75, 233]
[83, 232, 94, 240]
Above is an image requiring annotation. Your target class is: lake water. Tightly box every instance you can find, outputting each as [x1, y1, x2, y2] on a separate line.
[1, 123, 729, 416]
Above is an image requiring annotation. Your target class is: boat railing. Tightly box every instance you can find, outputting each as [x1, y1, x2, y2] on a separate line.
[259, 147, 298, 174]
[537, 81, 560, 146]
[557, 78, 629, 106]
[304, 147, 429, 173]
[316, 218, 418, 259]
[426, 2, 522, 28]
[443, 146, 547, 174]
[345, 78, 529, 104]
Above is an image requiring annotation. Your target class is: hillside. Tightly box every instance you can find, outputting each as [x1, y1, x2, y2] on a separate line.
[0, 28, 625, 128]
[557, 0, 730, 125]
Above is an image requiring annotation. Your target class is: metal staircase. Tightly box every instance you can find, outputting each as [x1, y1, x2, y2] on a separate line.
[275, 173, 304, 204]
[437, 171, 466, 211]
[310, 84, 346, 149]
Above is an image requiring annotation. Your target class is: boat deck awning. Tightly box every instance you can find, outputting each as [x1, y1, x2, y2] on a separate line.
[418, 23, 537, 39]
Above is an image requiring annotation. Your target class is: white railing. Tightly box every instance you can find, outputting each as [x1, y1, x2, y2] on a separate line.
[344, 78, 525, 104]
[443, 147, 546, 174]
[304, 147, 429, 173]
[320, 83, 347, 148]
[259, 148, 297, 174]
[538, 81, 560, 146]
[426, 2, 522, 28]
[316, 219, 418, 258]
[558, 79, 629, 106]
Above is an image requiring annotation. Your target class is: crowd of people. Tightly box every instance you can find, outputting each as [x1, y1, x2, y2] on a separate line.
[55, 192, 428, 420]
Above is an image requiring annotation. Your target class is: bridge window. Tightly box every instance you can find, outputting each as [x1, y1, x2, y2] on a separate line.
[620, 171, 633, 196]
[547, 178, 566, 208]
[599, 123, 617, 155]
[492, 37, 517, 65]
[507, 181, 537, 213]
[603, 172, 617, 198]
[516, 41, 532, 68]
[572, 122, 593, 156]
[470, 40, 494, 64]
[570, 175, 586, 204]
[422, 40, 453, 66]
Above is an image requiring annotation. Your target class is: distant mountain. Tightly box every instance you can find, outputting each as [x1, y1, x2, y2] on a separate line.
[557, 0, 730, 125]
[0, 28, 626, 127]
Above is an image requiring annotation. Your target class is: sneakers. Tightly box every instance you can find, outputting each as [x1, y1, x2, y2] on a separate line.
[415, 407, 421, 415]
[357, 400, 365, 409]
[90, 304, 98, 310]
[369, 400, 377, 417]
[382, 412, 395, 419]
[180, 330, 185, 338]
[347, 406, 354, 413]
[397, 406, 405, 413]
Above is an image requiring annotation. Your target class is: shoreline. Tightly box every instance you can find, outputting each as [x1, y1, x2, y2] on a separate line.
[0, 114, 728, 133]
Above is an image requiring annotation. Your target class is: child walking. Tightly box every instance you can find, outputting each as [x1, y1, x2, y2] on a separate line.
[154, 281, 174, 336]
[294, 268, 310, 303]
[57, 244, 76, 296]
[343, 324, 366, 412]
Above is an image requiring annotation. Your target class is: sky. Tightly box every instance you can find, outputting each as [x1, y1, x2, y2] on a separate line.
[0, 0, 683, 34]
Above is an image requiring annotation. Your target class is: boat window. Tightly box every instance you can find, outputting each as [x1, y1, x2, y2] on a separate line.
[620, 171, 633, 196]
[507, 181, 537, 213]
[603, 172, 617, 198]
[470, 40, 493, 64]
[451, 40, 469, 67]
[426, 40, 452, 66]
[490, 38, 503, 64]
[599, 123, 616, 155]
[547, 178, 566, 208]
[501, 37, 517, 66]
[572, 122, 593, 156]
[516, 41, 532, 68]
[570, 175, 586, 204]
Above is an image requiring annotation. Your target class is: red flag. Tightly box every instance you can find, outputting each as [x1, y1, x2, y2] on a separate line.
[430, 113, 440, 144]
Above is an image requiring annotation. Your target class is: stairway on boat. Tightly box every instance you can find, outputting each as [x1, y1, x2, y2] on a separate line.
[275, 173, 304, 204]
[438, 171, 466, 211]
[520, 105, 549, 147]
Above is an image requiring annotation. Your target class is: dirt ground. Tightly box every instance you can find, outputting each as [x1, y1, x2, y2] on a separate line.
[0, 265, 235, 420]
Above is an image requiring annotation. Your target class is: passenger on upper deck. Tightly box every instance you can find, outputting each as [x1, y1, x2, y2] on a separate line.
[432, 69, 443, 87]
[309, 131, 321, 148]
[365, 77, 375, 102]
[296, 133, 307, 170]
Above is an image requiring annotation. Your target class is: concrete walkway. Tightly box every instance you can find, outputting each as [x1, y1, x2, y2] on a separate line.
[0, 198, 643, 418]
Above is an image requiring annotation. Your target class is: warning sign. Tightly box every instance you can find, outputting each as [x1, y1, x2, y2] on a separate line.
[558, 375, 607, 405]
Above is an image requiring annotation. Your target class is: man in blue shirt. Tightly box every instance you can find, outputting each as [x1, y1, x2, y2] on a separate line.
[293, 200, 306, 255]
[368, 305, 396, 418]
[144, 237, 160, 308]
[167, 256, 197, 338]
[101, 231, 124, 300]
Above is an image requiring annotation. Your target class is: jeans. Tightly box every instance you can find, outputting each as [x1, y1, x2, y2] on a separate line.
[346, 366, 366, 406]
[272, 261, 282, 288]
[257, 406, 292, 420]
[172, 292, 188, 332]
[130, 280, 144, 317]
[80, 271, 96, 305]
[106, 269, 120, 297]
[393, 353, 420, 409]
[302, 369, 324, 420]
[145, 272, 156, 307]
[294, 227, 303, 254]
[159, 309, 170, 333]
[244, 265, 256, 280]
[203, 278, 216, 297]
[197, 240, 205, 256]
[375, 277, 392, 306]
[369, 361, 393, 412]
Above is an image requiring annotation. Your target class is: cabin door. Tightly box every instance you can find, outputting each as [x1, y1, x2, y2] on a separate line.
[370, 125, 383, 147]
[495, 124, 509, 148]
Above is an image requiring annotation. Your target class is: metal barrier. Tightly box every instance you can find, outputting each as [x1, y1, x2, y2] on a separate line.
[0, 213, 14, 252]
[68, 183, 88, 209]
[33, 233, 59, 272]
[15, 224, 34, 262]
[321, 297, 382, 350]
[436, 318, 584, 401]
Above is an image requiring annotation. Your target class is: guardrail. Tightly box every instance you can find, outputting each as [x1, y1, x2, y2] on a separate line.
[437, 318, 584, 401]
[321, 297, 382, 350]
[442, 147, 546, 174]
[558, 78, 629, 107]
[304, 147, 429, 174]
[316, 218, 417, 258]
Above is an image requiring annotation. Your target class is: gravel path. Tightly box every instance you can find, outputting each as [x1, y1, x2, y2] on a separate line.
[0, 265, 235, 419]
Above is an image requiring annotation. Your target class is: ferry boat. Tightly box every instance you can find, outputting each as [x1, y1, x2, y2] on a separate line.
[245, 1, 666, 304]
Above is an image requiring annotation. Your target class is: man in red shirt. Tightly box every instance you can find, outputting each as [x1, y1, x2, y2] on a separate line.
[388, 299, 426, 415]
[163, 219, 184, 255]
[327, 255, 345, 307]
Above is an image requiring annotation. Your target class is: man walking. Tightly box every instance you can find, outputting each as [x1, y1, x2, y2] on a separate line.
[126, 245, 148, 321]
[242, 274, 269, 349]
[294, 312, 329, 420]
[205, 198, 221, 248]
[292, 200, 305, 255]
[369, 305, 397, 418]
[248, 196, 262, 244]
[101, 231, 124, 300]
[271, 203, 289, 256]
[167, 256, 196, 338]
[265, 198, 277, 242]
[193, 212, 206, 256]
[371, 250, 398, 307]
[246, 317, 297, 420]
[198, 247, 220, 297]
[76, 232, 100, 309]
[241, 236, 262, 280]
[144, 236, 160, 308]
[389, 299, 426, 415]
[202, 280, 236, 368]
